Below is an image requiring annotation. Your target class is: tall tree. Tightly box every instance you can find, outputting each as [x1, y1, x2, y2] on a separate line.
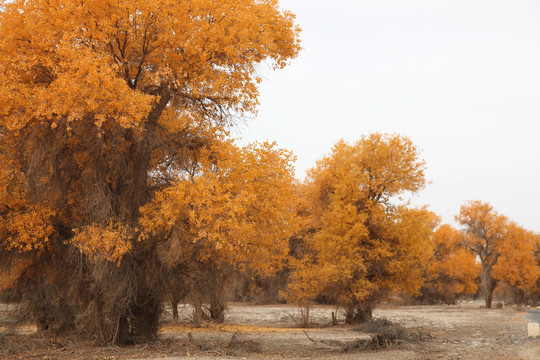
[285, 134, 434, 323]
[0, 0, 300, 343]
[456, 201, 507, 309]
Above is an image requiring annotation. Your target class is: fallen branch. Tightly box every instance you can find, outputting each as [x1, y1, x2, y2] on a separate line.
[303, 330, 316, 343]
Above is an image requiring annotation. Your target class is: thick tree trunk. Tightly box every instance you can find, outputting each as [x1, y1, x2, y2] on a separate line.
[515, 290, 526, 307]
[118, 91, 171, 222]
[481, 266, 497, 309]
[111, 94, 171, 343]
[114, 287, 162, 344]
[485, 290, 493, 309]
[115, 316, 132, 345]
[192, 293, 205, 324]
[30, 269, 76, 334]
[131, 296, 161, 340]
[209, 292, 226, 322]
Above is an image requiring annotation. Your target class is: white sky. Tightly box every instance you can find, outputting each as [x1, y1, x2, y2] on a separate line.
[237, 0, 540, 232]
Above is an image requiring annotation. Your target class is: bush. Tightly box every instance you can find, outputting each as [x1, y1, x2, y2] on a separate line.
[344, 318, 431, 351]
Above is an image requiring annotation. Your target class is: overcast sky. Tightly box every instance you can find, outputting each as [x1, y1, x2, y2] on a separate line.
[237, 0, 540, 232]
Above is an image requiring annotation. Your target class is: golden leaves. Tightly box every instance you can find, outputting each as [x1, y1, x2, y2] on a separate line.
[456, 200, 540, 302]
[0, 1, 301, 336]
[0, 0, 300, 269]
[307, 133, 426, 211]
[382, 207, 438, 296]
[492, 222, 540, 293]
[71, 221, 133, 265]
[456, 200, 508, 259]
[0, 0, 301, 131]
[424, 224, 480, 300]
[286, 134, 430, 307]
[0, 203, 55, 253]
[140, 140, 297, 276]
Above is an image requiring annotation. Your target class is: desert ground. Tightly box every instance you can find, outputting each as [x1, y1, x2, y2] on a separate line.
[1, 301, 539, 359]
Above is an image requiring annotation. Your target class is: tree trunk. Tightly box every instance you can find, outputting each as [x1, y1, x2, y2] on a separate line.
[485, 290, 493, 309]
[172, 299, 179, 321]
[130, 296, 161, 341]
[115, 315, 132, 345]
[115, 286, 162, 344]
[481, 266, 497, 309]
[210, 289, 225, 322]
[331, 311, 338, 326]
[192, 294, 204, 324]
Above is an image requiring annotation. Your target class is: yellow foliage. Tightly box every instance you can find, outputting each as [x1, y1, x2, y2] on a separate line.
[0, 0, 300, 339]
[1, 206, 55, 253]
[0, 160, 56, 253]
[423, 224, 480, 302]
[0, 0, 300, 131]
[383, 207, 438, 296]
[456, 200, 539, 306]
[456, 200, 507, 267]
[140, 140, 297, 276]
[286, 134, 432, 310]
[71, 221, 133, 264]
[283, 257, 332, 307]
[0, 0, 299, 283]
[493, 222, 540, 294]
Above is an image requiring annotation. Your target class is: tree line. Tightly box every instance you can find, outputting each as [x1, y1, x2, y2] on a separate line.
[282, 135, 539, 326]
[0, 0, 539, 345]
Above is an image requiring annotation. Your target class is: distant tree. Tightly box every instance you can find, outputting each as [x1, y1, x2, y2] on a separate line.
[456, 201, 508, 309]
[420, 224, 480, 304]
[285, 134, 435, 324]
[0, 0, 299, 343]
[492, 222, 540, 305]
[534, 235, 540, 304]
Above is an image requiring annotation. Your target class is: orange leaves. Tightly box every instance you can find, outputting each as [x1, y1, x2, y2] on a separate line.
[140, 140, 297, 276]
[0, 204, 55, 254]
[423, 224, 480, 303]
[287, 134, 430, 308]
[492, 222, 540, 293]
[0, 0, 301, 131]
[456, 200, 540, 305]
[0, 0, 299, 259]
[0, 154, 55, 254]
[456, 200, 508, 263]
[383, 207, 438, 296]
[283, 258, 336, 307]
[71, 221, 133, 265]
[0, 0, 301, 338]
[307, 134, 426, 217]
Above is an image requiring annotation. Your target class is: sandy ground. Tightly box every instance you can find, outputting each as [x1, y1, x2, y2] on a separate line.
[1, 302, 539, 359]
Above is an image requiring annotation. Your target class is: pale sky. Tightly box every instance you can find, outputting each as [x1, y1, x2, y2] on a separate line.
[237, 0, 540, 232]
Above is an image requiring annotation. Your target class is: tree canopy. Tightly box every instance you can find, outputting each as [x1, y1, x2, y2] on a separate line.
[456, 200, 540, 308]
[285, 134, 435, 323]
[0, 0, 300, 343]
[421, 224, 479, 304]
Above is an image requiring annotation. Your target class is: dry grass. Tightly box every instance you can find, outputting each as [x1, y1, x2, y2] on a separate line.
[162, 322, 303, 334]
[344, 318, 432, 351]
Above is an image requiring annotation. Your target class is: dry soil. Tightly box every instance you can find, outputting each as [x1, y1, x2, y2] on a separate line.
[1, 301, 539, 359]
